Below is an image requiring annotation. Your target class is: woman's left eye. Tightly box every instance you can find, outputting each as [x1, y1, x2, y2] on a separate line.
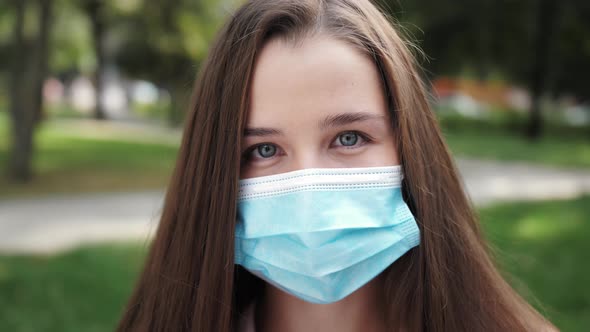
[332, 131, 369, 148]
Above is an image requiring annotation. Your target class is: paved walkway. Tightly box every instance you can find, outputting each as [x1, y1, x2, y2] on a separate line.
[457, 159, 590, 205]
[1, 158, 590, 254]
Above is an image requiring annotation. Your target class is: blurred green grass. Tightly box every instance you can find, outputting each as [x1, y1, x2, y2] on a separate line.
[445, 130, 590, 168]
[0, 196, 588, 331]
[480, 196, 590, 331]
[438, 111, 590, 169]
[0, 111, 179, 198]
[0, 242, 147, 332]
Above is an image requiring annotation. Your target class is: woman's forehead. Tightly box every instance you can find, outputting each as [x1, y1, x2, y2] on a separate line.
[247, 34, 388, 129]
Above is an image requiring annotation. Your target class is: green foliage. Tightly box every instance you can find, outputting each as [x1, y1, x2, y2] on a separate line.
[378, 0, 590, 98]
[0, 2, 15, 68]
[1, 0, 239, 81]
[112, 0, 232, 83]
[50, 0, 95, 73]
[1, 0, 588, 98]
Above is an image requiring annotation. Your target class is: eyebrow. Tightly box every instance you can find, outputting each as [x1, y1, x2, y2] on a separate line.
[319, 111, 386, 130]
[243, 127, 284, 137]
[243, 111, 385, 137]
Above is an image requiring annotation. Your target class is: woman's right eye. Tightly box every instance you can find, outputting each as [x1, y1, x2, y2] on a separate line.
[243, 143, 279, 162]
[256, 144, 277, 158]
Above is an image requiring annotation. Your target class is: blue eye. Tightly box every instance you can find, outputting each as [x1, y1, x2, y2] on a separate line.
[241, 143, 280, 165]
[256, 144, 277, 158]
[338, 132, 359, 146]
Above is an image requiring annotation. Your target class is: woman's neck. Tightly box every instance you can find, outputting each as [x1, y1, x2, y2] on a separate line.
[255, 275, 388, 332]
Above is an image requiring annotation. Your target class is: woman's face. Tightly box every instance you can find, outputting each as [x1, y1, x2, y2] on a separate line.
[241, 34, 399, 179]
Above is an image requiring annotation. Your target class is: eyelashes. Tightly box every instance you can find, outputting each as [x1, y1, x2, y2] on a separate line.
[241, 130, 374, 164]
[241, 143, 280, 164]
[331, 131, 372, 148]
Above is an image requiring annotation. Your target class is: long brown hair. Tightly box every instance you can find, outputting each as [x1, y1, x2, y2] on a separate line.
[117, 0, 555, 331]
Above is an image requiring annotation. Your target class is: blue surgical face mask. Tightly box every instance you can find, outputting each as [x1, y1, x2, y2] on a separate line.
[234, 166, 420, 304]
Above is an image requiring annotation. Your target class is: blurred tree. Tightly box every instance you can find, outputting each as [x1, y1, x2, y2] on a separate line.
[113, 0, 231, 125]
[82, 0, 107, 120]
[527, 0, 562, 139]
[0, 2, 14, 76]
[8, 0, 28, 180]
[7, 0, 54, 181]
[379, 0, 589, 140]
[33, 0, 53, 124]
[553, 0, 590, 102]
[49, 0, 94, 75]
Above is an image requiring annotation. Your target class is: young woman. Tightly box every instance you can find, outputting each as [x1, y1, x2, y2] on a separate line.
[117, 0, 556, 331]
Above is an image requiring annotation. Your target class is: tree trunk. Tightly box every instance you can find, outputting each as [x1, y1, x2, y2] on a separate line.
[160, 2, 185, 127]
[527, 0, 559, 140]
[8, 0, 34, 181]
[33, 0, 54, 124]
[87, 0, 107, 120]
[476, 0, 491, 82]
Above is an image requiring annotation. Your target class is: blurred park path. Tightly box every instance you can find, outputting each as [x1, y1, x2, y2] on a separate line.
[459, 159, 590, 205]
[0, 191, 163, 254]
[1, 158, 590, 254]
